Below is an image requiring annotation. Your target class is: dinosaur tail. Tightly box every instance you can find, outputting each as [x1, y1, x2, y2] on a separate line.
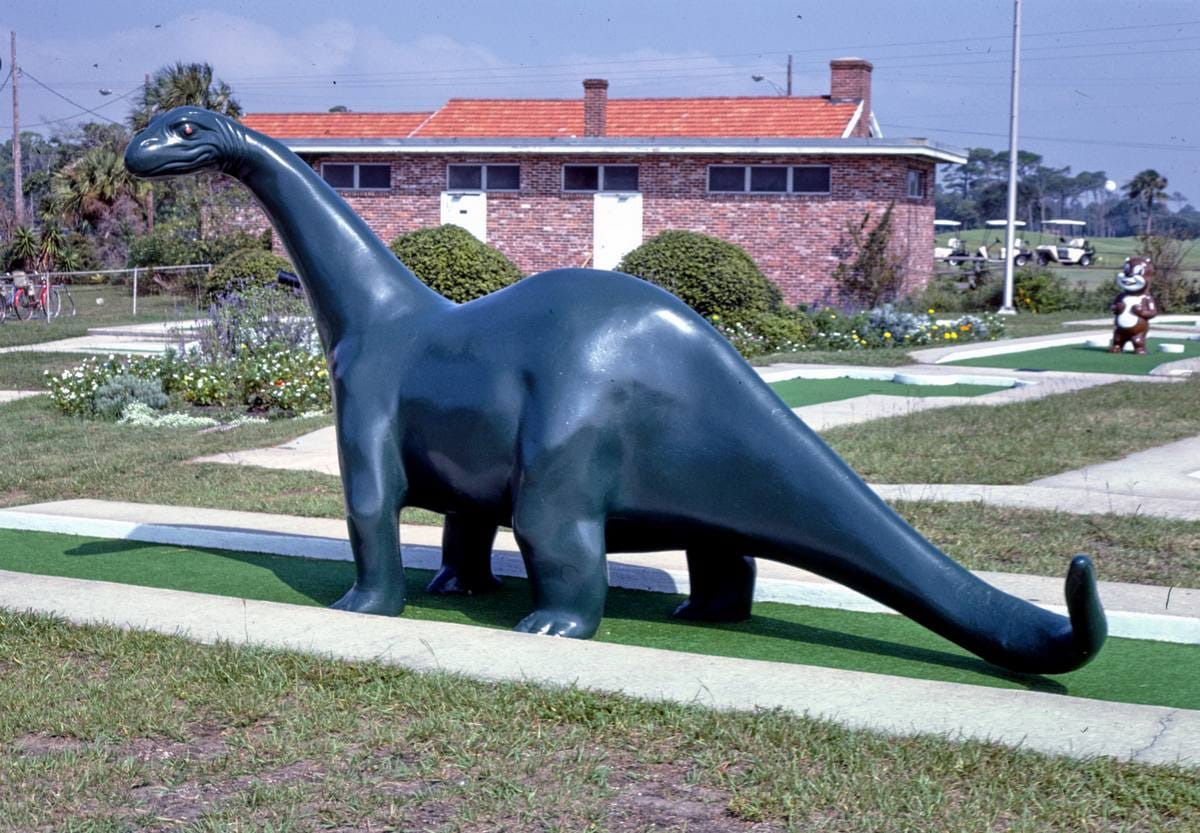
[765, 481, 1107, 674]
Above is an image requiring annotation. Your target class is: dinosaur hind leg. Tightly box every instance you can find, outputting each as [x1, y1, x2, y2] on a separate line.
[427, 513, 502, 595]
[674, 548, 755, 622]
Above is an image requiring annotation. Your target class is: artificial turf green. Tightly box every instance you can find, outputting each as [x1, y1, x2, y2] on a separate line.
[1, 528, 1196, 711]
[768, 376, 1004, 407]
[947, 338, 1200, 375]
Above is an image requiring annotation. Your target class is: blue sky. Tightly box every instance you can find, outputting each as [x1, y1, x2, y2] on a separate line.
[5, 0, 1200, 204]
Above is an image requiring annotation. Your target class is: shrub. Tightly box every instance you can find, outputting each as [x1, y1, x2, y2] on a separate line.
[618, 230, 780, 319]
[129, 224, 272, 271]
[205, 247, 292, 298]
[46, 354, 168, 417]
[831, 203, 905, 306]
[239, 348, 331, 414]
[197, 284, 317, 363]
[93, 374, 168, 420]
[1013, 266, 1072, 313]
[389, 224, 522, 303]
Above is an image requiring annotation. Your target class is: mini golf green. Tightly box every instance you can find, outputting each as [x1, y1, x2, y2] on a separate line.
[768, 376, 1006, 407]
[947, 338, 1200, 375]
[0, 528, 1195, 710]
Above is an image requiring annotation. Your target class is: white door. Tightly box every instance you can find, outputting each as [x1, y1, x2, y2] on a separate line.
[593, 192, 643, 270]
[440, 191, 487, 242]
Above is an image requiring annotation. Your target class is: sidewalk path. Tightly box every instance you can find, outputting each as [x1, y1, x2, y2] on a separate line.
[1, 569, 1195, 767]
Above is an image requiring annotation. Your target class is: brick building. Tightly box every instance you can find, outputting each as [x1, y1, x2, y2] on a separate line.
[242, 58, 965, 306]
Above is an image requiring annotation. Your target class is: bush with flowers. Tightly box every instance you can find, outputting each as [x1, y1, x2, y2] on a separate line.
[48, 284, 333, 420]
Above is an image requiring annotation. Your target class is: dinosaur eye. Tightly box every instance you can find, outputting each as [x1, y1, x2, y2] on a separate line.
[182, 124, 194, 136]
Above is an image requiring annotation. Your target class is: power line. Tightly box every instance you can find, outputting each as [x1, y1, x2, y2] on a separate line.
[18, 68, 124, 125]
[0, 83, 138, 130]
[887, 122, 1198, 153]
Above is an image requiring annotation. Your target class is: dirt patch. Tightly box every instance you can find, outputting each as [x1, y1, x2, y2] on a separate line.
[128, 759, 328, 828]
[12, 733, 90, 756]
[118, 726, 230, 765]
[0, 488, 31, 507]
[606, 760, 783, 833]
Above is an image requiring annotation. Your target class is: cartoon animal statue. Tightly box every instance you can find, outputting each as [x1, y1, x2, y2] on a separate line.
[125, 108, 1107, 675]
[1110, 257, 1159, 354]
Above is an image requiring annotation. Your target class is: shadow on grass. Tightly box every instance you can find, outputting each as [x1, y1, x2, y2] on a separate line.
[62, 539, 1065, 695]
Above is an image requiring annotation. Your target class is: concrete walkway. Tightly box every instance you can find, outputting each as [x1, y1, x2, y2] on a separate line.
[1, 499, 1196, 645]
[0, 569, 1195, 767]
[0, 319, 200, 356]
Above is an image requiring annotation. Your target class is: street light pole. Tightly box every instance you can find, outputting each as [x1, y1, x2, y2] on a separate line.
[1000, 0, 1022, 315]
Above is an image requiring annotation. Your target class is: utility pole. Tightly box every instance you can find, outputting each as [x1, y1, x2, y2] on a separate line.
[10, 30, 23, 227]
[144, 72, 154, 232]
[786, 54, 793, 96]
[1000, 0, 1021, 315]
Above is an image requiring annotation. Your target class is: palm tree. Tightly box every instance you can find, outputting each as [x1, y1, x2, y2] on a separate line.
[50, 147, 150, 231]
[1126, 169, 1168, 235]
[5, 225, 38, 271]
[130, 62, 243, 131]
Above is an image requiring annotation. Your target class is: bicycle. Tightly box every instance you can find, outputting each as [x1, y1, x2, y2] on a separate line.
[13, 273, 76, 320]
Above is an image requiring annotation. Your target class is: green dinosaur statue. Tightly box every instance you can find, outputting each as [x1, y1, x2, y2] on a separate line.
[125, 107, 1106, 675]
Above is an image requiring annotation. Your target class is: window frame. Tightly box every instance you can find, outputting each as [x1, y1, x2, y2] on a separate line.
[319, 162, 392, 192]
[706, 164, 832, 195]
[906, 168, 927, 199]
[562, 164, 641, 193]
[446, 163, 522, 193]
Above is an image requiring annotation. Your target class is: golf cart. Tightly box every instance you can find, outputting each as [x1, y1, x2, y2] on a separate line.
[982, 220, 1032, 266]
[1036, 219, 1096, 267]
[933, 219, 966, 262]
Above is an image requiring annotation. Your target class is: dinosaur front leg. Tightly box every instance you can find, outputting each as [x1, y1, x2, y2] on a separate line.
[674, 548, 756, 622]
[510, 491, 608, 638]
[426, 513, 502, 595]
[331, 410, 408, 616]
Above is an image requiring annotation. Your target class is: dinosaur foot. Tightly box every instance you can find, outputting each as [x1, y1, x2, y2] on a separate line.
[425, 565, 502, 596]
[331, 583, 406, 616]
[514, 609, 598, 639]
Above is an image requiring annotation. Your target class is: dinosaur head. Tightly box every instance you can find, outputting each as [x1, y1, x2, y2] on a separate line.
[125, 106, 244, 180]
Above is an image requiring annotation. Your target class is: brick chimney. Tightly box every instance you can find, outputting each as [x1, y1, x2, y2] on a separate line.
[829, 58, 873, 137]
[583, 78, 608, 137]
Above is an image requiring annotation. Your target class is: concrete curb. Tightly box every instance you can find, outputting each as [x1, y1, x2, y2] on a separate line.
[1, 569, 1195, 768]
[1, 500, 1196, 645]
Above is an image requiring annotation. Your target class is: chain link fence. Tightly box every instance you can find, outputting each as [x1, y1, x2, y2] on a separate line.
[1, 264, 211, 326]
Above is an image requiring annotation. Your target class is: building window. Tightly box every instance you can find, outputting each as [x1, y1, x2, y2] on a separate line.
[906, 168, 927, 199]
[447, 164, 521, 191]
[563, 164, 640, 192]
[320, 162, 391, 191]
[707, 165, 831, 194]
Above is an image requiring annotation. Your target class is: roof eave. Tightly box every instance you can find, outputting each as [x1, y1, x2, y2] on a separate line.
[283, 136, 967, 165]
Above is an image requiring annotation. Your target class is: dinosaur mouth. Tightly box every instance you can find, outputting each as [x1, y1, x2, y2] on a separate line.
[125, 141, 220, 179]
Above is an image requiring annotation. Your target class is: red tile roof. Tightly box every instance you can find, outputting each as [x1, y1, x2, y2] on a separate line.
[244, 96, 860, 140]
[240, 112, 432, 138]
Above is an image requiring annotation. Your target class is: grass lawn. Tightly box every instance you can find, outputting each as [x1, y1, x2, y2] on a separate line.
[948, 338, 1200, 375]
[895, 501, 1200, 589]
[4, 614, 1196, 831]
[0, 352, 98, 390]
[0, 284, 198, 350]
[1, 528, 1197, 712]
[823, 376, 1200, 484]
[769, 376, 1005, 407]
[752, 348, 917, 367]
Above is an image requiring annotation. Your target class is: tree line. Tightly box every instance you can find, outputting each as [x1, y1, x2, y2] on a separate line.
[0, 62, 246, 273]
[936, 148, 1197, 239]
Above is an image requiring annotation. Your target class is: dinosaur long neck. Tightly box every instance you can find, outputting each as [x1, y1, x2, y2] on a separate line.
[231, 129, 446, 346]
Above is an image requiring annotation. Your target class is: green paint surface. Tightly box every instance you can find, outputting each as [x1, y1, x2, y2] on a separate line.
[768, 377, 1005, 407]
[947, 338, 1200, 375]
[2, 529, 1196, 709]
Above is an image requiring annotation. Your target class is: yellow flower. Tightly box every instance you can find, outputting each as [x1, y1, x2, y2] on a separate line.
[949, 332, 959, 339]
[928, 308, 936, 314]
[943, 333, 952, 339]
[884, 331, 893, 338]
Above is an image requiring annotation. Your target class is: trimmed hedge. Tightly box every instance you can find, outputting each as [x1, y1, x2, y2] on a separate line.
[389, 224, 523, 303]
[617, 230, 781, 319]
[206, 248, 293, 298]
